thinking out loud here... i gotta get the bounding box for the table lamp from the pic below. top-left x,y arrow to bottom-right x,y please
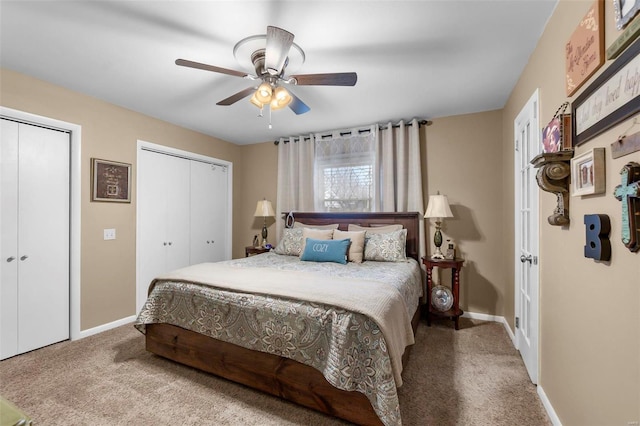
424,193 -> 454,259
254,198 -> 275,247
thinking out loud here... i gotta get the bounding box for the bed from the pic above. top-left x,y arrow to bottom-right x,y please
134,212 -> 423,426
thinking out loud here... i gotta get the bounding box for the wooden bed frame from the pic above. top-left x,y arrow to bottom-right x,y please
145,212 -> 422,426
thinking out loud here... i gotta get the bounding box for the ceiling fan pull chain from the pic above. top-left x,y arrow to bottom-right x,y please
269,105 -> 273,129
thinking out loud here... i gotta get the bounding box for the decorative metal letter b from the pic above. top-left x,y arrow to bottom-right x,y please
584,214 -> 611,261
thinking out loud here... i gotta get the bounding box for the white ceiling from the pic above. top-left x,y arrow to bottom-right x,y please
0,0 -> 557,145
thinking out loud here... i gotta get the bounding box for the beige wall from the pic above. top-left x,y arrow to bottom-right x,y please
238,141 -> 278,250
503,0 -> 640,424
422,111 -> 507,316
0,68 -> 245,330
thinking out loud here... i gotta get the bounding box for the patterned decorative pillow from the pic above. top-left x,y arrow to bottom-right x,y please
333,229 -> 366,263
364,228 -> 408,262
300,238 -> 350,264
274,228 -> 304,256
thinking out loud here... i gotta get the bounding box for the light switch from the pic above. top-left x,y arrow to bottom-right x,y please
104,228 -> 116,240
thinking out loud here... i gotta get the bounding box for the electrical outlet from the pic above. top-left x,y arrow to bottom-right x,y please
103,228 -> 116,240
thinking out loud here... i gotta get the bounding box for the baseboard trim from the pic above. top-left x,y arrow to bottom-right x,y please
537,385 -> 562,426
76,315 -> 137,340
462,311 -> 515,345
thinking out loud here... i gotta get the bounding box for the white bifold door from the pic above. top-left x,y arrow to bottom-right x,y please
137,147 -> 230,313
1,119 -> 70,360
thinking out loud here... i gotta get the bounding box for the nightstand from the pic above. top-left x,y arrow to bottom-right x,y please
245,246 -> 270,257
422,257 -> 465,330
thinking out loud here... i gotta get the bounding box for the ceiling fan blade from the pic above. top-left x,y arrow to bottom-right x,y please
176,58 -> 248,78
216,87 -> 256,106
265,26 -> 294,76
288,91 -> 310,115
291,72 -> 357,86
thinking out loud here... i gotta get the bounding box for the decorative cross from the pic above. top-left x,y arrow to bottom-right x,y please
613,162 -> 640,252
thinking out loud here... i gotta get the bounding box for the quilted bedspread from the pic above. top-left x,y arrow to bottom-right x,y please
134,252 -> 422,426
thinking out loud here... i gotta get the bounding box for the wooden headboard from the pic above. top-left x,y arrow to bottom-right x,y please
283,212 -> 421,261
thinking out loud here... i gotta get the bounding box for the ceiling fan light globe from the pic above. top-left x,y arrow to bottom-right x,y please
256,82 -> 272,103
271,87 -> 292,110
273,86 -> 291,101
250,93 -> 264,108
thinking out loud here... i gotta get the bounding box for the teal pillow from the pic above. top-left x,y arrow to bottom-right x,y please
300,238 -> 350,264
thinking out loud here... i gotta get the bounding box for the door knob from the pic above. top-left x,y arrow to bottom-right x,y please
20,255 -> 29,261
520,254 -> 532,263
6,256 -> 15,262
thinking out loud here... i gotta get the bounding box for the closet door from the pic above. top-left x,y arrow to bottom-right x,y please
17,123 -> 70,354
165,155 -> 190,271
1,119 -> 20,359
137,149 -> 190,311
0,119 -> 69,358
190,161 -> 228,264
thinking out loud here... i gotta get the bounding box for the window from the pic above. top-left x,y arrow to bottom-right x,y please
314,133 -> 376,212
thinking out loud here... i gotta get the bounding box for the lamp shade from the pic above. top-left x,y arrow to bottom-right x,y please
254,199 -> 275,217
424,194 -> 453,219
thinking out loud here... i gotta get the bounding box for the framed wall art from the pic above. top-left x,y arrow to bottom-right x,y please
572,36 -> 640,146
571,148 -> 606,196
614,0 -> 640,30
91,158 -> 131,203
565,0 -> 605,96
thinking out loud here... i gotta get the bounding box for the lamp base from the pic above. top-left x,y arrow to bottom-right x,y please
261,222 -> 268,247
431,247 -> 446,259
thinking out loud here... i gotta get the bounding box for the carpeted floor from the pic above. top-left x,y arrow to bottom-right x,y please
0,318 -> 550,425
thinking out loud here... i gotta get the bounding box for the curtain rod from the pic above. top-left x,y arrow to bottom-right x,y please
273,119 -> 432,145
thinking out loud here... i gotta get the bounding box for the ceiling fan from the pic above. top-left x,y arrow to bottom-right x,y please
176,26 -> 357,115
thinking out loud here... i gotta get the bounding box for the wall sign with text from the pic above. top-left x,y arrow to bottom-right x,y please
565,0 -> 604,97
572,37 -> 640,146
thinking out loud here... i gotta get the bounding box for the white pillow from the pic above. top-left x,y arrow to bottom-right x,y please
293,222 -> 340,229
347,224 -> 403,234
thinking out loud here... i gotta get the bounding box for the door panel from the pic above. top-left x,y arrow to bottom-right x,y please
514,91 -> 540,384
137,149 -> 168,312
165,156 -> 190,272
190,161 -> 227,264
0,119 -> 20,359
17,123 -> 70,354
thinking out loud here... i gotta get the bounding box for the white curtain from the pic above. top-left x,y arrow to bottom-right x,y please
375,118 -> 426,261
276,135 -> 315,241
276,119 -> 426,261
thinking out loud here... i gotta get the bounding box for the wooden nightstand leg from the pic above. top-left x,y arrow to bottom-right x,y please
454,317 -> 459,330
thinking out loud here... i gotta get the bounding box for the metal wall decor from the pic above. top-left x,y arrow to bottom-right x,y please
613,162 -> 640,252
584,214 -> 611,261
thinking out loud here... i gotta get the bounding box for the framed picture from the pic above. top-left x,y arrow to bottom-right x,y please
91,158 -> 131,202
614,0 -> 640,30
572,36 -> 640,146
571,148 -> 606,196
565,0 -> 605,96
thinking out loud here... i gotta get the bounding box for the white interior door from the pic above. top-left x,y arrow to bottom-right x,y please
1,119 -> 69,358
17,123 -> 70,354
190,161 -> 228,264
1,119 -> 20,359
164,155 -> 191,272
136,141 -> 232,313
137,150 -> 190,312
514,90 -> 540,384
